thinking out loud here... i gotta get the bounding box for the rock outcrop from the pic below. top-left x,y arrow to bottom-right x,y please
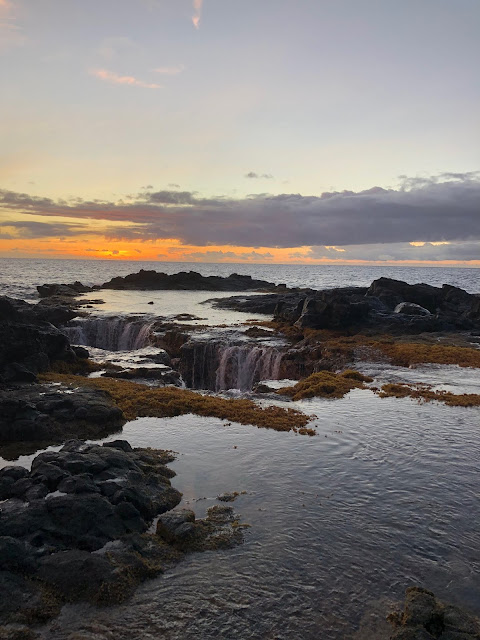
0,440 -> 244,633
37,281 -> 95,298
274,278 -> 480,334
101,269 -> 284,291
0,297 -> 77,383
0,384 -> 125,456
389,587 -> 480,639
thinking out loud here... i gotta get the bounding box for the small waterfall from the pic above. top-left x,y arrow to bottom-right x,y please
62,318 -> 154,351
180,339 -> 284,391
180,341 -> 220,390
215,345 -> 283,391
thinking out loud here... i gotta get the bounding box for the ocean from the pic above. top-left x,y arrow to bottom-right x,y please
0,257 -> 479,301
1,257 -> 480,639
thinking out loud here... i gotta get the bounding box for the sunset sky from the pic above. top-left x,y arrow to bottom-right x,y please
1,0 -> 479,265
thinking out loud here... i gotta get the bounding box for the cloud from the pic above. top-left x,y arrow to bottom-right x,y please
307,241 -> 480,263
1,173 -> 480,261
179,250 -> 274,262
91,69 -> 162,89
0,0 -> 24,49
153,64 -> 185,75
245,172 -> 274,179
192,0 -> 203,29
0,220 -> 86,239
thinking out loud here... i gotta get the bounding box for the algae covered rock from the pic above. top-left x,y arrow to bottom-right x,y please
389,587 -> 480,639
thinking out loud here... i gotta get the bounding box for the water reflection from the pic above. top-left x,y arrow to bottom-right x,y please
37,390 -> 480,639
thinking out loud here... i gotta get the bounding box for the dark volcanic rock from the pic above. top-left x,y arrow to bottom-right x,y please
0,385 -> 124,454
389,587 -> 480,639
271,278 -> 480,334
0,441 -> 244,628
37,282 -> 95,298
217,278 -> 480,335
0,296 -> 79,383
101,269 -> 282,292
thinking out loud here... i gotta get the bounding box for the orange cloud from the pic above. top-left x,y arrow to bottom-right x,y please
1,236 -> 480,268
192,0 -> 203,29
91,69 -> 162,89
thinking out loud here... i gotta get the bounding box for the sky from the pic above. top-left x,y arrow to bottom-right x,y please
0,0 -> 479,265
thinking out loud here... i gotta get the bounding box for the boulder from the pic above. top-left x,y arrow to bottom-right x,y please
0,385 -> 125,451
394,302 -> 431,316
389,587 -> 480,639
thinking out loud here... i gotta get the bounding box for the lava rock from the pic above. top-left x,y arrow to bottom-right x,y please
389,587 -> 480,639
101,269 -> 282,292
0,385 -> 125,452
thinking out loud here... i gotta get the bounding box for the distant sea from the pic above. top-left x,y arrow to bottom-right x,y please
0,257 -> 478,301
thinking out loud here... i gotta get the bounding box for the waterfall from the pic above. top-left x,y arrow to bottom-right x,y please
215,345 -> 283,391
180,339 -> 283,391
62,318 -> 154,351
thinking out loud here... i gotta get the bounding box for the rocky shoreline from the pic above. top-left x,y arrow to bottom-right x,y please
1,270 -> 480,636
0,440 -> 245,637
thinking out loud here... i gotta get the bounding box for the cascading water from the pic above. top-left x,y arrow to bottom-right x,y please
180,339 -> 284,391
62,317 -> 154,351
215,345 -> 283,391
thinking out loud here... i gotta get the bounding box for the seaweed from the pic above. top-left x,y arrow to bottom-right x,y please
39,373 -> 314,435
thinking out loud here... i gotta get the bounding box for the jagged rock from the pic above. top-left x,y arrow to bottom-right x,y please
0,296 -> 80,383
0,441 -> 244,628
101,269 -> 282,292
37,282 -> 94,298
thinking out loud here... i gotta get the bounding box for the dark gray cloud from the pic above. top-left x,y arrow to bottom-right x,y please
1,173 -> 479,255
245,172 -> 274,179
307,241 -> 480,262
0,219 -> 87,238
181,250 -> 274,261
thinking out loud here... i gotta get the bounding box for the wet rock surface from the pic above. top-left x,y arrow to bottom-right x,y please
0,385 -> 124,457
216,277 -> 480,334
388,587 -> 480,639
0,297 -> 78,384
37,282 -> 96,299
0,440 -> 245,634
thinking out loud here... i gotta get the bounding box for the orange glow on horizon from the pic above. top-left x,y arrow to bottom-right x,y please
0,236 -> 479,267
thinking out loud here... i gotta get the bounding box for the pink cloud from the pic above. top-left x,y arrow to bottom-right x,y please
91,69 -> 162,89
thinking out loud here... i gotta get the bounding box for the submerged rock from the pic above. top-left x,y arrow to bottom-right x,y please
389,587 -> 480,639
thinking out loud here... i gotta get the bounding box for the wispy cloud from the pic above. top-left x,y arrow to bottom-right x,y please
91,68 -> 162,89
0,0 -> 25,49
245,171 -> 274,179
153,64 -> 185,75
192,0 -> 203,29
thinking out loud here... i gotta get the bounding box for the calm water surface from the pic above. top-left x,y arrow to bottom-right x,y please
29,390 -> 480,640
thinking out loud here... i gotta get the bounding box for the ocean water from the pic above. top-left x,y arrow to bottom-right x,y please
2,257 -> 480,638
33,391 -> 480,639
0,257 -> 479,301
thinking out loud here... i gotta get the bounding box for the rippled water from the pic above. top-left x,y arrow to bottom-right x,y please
2,258 -> 480,638
1,257 -> 479,300
27,389 -> 480,640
